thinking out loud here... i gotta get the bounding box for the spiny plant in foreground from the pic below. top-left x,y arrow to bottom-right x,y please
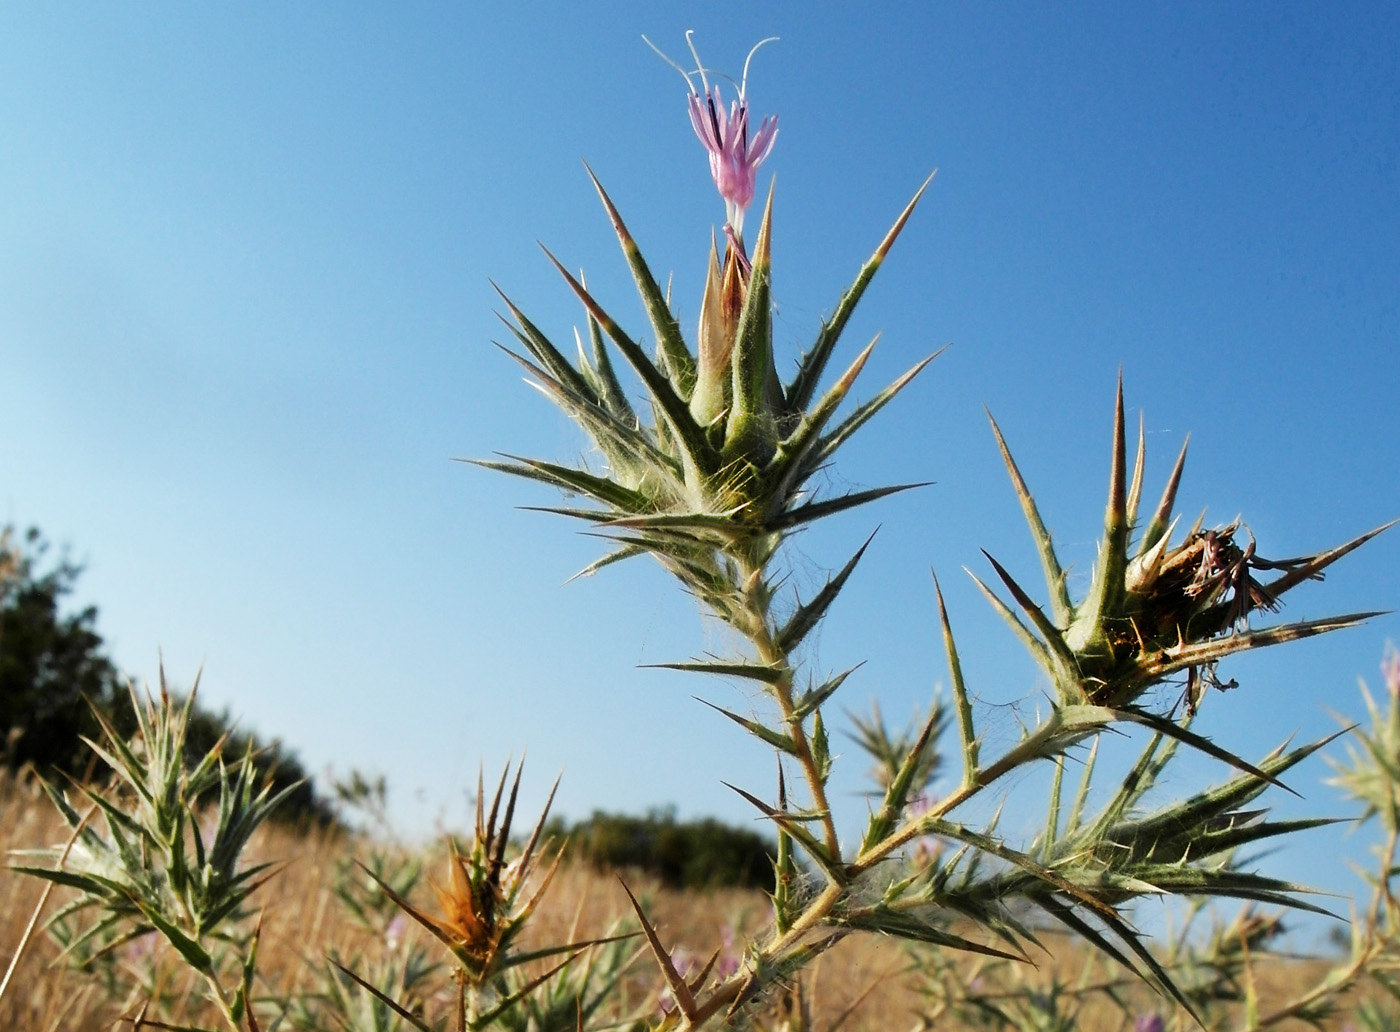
338,762 -> 643,1031
896,644 -> 1400,1032
482,32 -> 1391,1029
10,675 -> 297,1031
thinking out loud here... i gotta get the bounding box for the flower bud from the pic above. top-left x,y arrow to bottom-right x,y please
690,232 -> 743,429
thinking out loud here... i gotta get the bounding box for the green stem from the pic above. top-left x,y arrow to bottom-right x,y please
734,555 -> 842,864
200,970 -> 244,1032
686,635 -> 1068,1029
688,883 -> 848,1028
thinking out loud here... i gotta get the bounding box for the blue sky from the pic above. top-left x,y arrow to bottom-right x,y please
2,4 -> 1398,923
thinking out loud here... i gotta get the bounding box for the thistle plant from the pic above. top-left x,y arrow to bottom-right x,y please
906,644 -> 1400,1032
481,32 -> 1390,1029
284,942 -> 441,1032
11,675 -> 297,1031
340,763 -> 638,1031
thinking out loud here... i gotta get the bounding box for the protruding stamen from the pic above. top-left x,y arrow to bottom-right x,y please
739,36 -> 779,101
642,34 -> 698,94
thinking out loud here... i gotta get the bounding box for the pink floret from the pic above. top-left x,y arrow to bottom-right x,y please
688,86 -> 778,230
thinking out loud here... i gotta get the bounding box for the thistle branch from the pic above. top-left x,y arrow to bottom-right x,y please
732,552 -> 843,864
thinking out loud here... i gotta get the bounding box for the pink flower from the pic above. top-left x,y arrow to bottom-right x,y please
648,32 -> 779,240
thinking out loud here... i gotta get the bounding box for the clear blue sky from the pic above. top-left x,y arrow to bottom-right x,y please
2,4 -> 1397,924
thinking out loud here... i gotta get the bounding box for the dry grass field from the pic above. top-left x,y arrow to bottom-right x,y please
0,768 -> 1365,1032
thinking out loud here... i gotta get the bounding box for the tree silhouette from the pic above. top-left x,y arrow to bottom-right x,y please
0,523 -> 333,823
0,525 -> 122,773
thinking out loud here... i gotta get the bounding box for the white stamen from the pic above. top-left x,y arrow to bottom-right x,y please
643,34 -> 697,94
684,30 -> 713,99
739,36 -> 779,101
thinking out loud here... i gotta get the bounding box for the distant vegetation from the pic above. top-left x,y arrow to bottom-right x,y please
0,522 -> 333,825
548,806 -> 777,891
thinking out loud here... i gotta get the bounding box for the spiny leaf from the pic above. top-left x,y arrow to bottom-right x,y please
965,569 -> 1061,688
330,960 -> 434,1032
768,483 -> 928,532
1044,755 -> 1066,855
517,773 -> 560,877
1138,435 -> 1189,560
793,664 -> 863,720
981,551 -> 1082,694
584,164 -> 697,398
922,819 -> 1120,922
1140,612 -> 1383,682
1070,377 -> 1129,649
357,861 -> 472,966
492,288 -> 598,406
803,353 -> 940,477
837,905 -> 1023,960
9,865 -> 129,898
775,533 -> 876,654
861,702 -> 946,853
1038,897 -> 1160,1005
519,504 -> 613,524
540,246 -> 716,480
699,699 -> 800,757
1091,903 -> 1202,1023
1110,707 -> 1298,795
934,573 -> 980,786
769,335 -> 878,498
1150,731 -> 1340,827
987,411 -> 1072,628
501,934 -> 639,979
1119,867 -> 1338,918
583,301 -> 635,422
1065,736 -> 1099,835
470,456 -> 650,513
784,171 -> 935,417
617,879 -> 697,1022
772,763 -> 796,933
601,510 -> 749,537
1071,722 -> 1171,845
724,782 -> 843,882
1126,413 -> 1146,529
1247,520 -> 1396,611
726,185 -> 777,455
499,343 -> 671,473
813,710 -> 833,781
646,659 -> 784,683
139,903 -> 214,974
1184,816 -> 1345,860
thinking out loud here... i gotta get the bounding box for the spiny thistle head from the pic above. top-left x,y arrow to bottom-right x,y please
479,84 -> 936,605
976,378 -> 1389,713
14,672 -> 295,977
363,762 -> 564,985
1328,643 -> 1400,831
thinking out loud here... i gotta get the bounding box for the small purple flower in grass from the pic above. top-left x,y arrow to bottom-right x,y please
646,31 -> 779,246
1134,1014 -> 1166,1032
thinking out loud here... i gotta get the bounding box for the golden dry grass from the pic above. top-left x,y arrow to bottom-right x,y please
0,771 -> 1365,1031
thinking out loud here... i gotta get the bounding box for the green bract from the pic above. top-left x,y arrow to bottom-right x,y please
479,170 -> 938,609
978,382 -> 1389,715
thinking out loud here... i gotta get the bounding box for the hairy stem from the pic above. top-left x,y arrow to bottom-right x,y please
686,670 -> 1065,1028
734,554 -> 842,863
